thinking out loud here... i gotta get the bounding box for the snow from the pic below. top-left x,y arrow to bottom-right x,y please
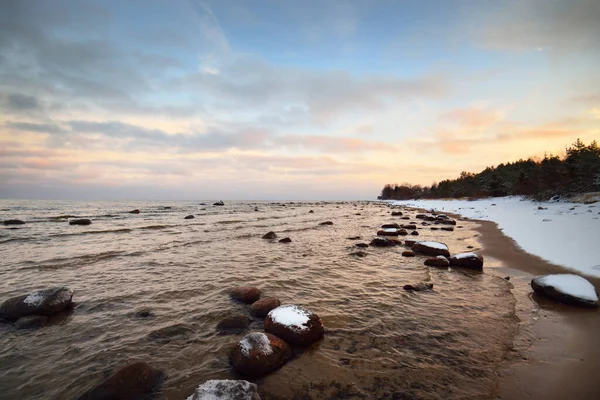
382,228 -> 397,233
268,304 -> 310,330
436,256 -> 448,260
392,197 -> 600,277
416,241 -> 448,251
537,274 -> 598,302
186,379 -> 258,400
453,252 -> 479,260
239,332 -> 273,357
23,292 -> 44,306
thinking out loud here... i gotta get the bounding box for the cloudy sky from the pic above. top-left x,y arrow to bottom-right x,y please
1,0 -> 599,200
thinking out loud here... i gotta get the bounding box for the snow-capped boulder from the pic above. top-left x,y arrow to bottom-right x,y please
186,380 -> 261,400
411,241 -> 450,257
230,286 -> 261,304
449,252 -> 484,270
424,256 -> 450,267
251,297 -> 281,317
76,362 -> 164,400
0,287 -> 73,320
229,332 -> 291,377
377,228 -> 399,236
531,274 -> 598,308
265,305 -> 324,345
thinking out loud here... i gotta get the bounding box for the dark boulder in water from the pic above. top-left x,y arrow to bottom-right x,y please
412,241 -> 450,257
369,237 -> 398,247
3,219 -> 25,225
187,380 -> 261,400
217,315 -> 250,333
278,237 -> 292,243
0,287 -> 73,320
15,315 -> 48,330
350,250 -> 368,258
132,308 -> 155,319
229,332 -> 291,377
401,224 -> 417,230
251,297 -> 281,318
309,210 -> 314,213
403,283 -> 433,292
355,242 -> 369,248
76,362 -> 164,400
213,200 -> 225,206
69,219 -> 91,225
128,209 -> 140,214
410,231 -> 419,236
148,324 -> 194,341
262,231 -> 277,239
401,250 -> 415,257
230,286 -> 261,304
265,305 -> 324,346
424,256 -> 450,267
184,215 -> 195,219
319,221 -> 334,225
449,252 -> 484,270
404,239 -> 417,247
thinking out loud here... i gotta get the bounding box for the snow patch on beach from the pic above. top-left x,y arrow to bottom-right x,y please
268,305 -> 310,330
239,332 -> 273,357
537,274 -> 598,302
392,197 -> 600,277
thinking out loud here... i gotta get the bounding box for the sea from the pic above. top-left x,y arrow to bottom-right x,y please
0,200 -> 517,399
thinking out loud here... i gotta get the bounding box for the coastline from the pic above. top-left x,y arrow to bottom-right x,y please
472,219 -> 600,399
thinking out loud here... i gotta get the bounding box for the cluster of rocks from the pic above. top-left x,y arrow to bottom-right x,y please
0,286 -> 74,330
261,231 -> 292,243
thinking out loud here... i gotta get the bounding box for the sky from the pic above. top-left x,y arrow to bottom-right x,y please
0,0 -> 599,200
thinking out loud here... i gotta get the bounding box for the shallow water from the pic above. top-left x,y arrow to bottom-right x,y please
0,200 -> 517,399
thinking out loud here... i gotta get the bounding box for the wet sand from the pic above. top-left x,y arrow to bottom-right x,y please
472,219 -> 600,399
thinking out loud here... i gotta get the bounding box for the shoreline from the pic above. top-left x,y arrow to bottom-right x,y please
472,219 -> 600,400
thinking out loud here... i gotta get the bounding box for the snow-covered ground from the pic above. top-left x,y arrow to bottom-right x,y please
391,197 -> 600,278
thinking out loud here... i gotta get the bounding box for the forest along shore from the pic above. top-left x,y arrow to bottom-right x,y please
0,200 -> 598,399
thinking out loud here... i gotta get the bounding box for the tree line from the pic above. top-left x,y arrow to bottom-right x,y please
379,139 -> 600,201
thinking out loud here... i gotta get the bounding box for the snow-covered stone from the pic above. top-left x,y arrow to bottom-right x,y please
531,274 -> 598,308
229,332 -> 291,377
265,305 -> 324,345
186,380 -> 261,400
0,287 -> 73,320
449,252 -> 484,270
411,241 -> 450,257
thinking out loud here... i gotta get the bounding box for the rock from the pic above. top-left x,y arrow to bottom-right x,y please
278,237 -> 292,243
466,245 -> 474,249
531,274 -> 598,308
0,287 -> 73,320
449,252 -> 484,270
504,276 -> 511,281
401,224 -> 417,230
431,227 -> 439,231
410,231 -> 419,236
254,207 -> 259,212
397,229 -> 408,236
441,227 -> 454,232
347,236 -> 361,240
214,201 -> 225,206
308,210 -> 314,213
355,243 -> 369,248
251,298 -> 281,318
369,237 -> 398,247
265,304 -> 324,345
391,211 -> 403,216
217,315 -> 250,333
537,206 -> 547,210
401,250 -> 415,257
69,219 -> 91,225
184,215 -> 195,219
381,223 -> 401,229
404,239 -> 417,247
411,241 -> 450,257
262,231 -> 277,239
230,286 -> 261,304
415,214 -> 427,219
377,229 -> 399,236
129,209 -> 140,214
186,380 -> 261,400
440,219 -> 457,226
319,221 -> 334,225
229,332 -> 291,377
76,362 -> 164,400
3,219 -> 25,225
350,251 -> 368,257
132,309 -> 155,318
400,216 -> 410,220
355,212 -> 361,215
403,283 -> 433,291
424,256 -> 450,267
15,315 -> 48,330
148,324 -> 194,340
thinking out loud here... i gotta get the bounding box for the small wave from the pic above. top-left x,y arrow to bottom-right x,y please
216,220 -> 245,225
0,237 -> 32,244
139,224 -> 175,230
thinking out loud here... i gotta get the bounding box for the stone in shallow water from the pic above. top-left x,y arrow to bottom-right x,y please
15,315 -> 48,330
265,304 -> 324,345
76,362 -> 164,400
424,256 -> 450,268
449,252 -> 483,270
251,297 -> 281,318
262,231 -> 277,239
229,332 -> 291,377
0,287 -> 73,320
69,218 -> 91,225
403,283 -> 434,292
148,324 -> 194,341
184,215 -> 195,219
186,380 -> 261,400
401,251 -> 415,257
3,219 -> 25,225
278,237 -> 292,243
369,237 -> 398,247
531,274 -> 598,308
217,315 -> 250,333
411,241 -> 450,257
230,286 -> 261,304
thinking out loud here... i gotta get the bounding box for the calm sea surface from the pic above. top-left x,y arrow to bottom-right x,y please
0,200 -> 517,399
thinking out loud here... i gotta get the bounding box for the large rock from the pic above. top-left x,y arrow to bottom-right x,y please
449,252 -> 484,270
262,231 -> 277,239
0,287 -> 73,320
128,209 -> 140,214
217,315 -> 250,333
69,218 -> 92,225
403,283 -> 433,292
278,237 -> 292,243
3,219 -> 25,225
411,241 -> 450,257
424,256 -> 450,267
184,215 -> 195,220
381,223 -> 401,229
251,298 -> 281,317
186,380 -> 261,400
377,229 -> 399,236
229,332 -> 291,377
369,237 -> 398,247
214,201 -> 225,206
401,251 -> 415,257
15,315 -> 48,330
230,286 -> 261,303
391,211 -> 403,216
531,274 -> 599,308
265,304 -> 324,345
355,243 -> 369,248
319,221 -> 334,226
76,362 -> 164,400
401,224 -> 417,230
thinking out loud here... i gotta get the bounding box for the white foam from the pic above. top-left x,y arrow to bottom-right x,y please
453,252 -> 479,260
186,379 -> 258,400
268,304 -> 310,331
537,274 -> 598,302
239,332 -> 273,357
